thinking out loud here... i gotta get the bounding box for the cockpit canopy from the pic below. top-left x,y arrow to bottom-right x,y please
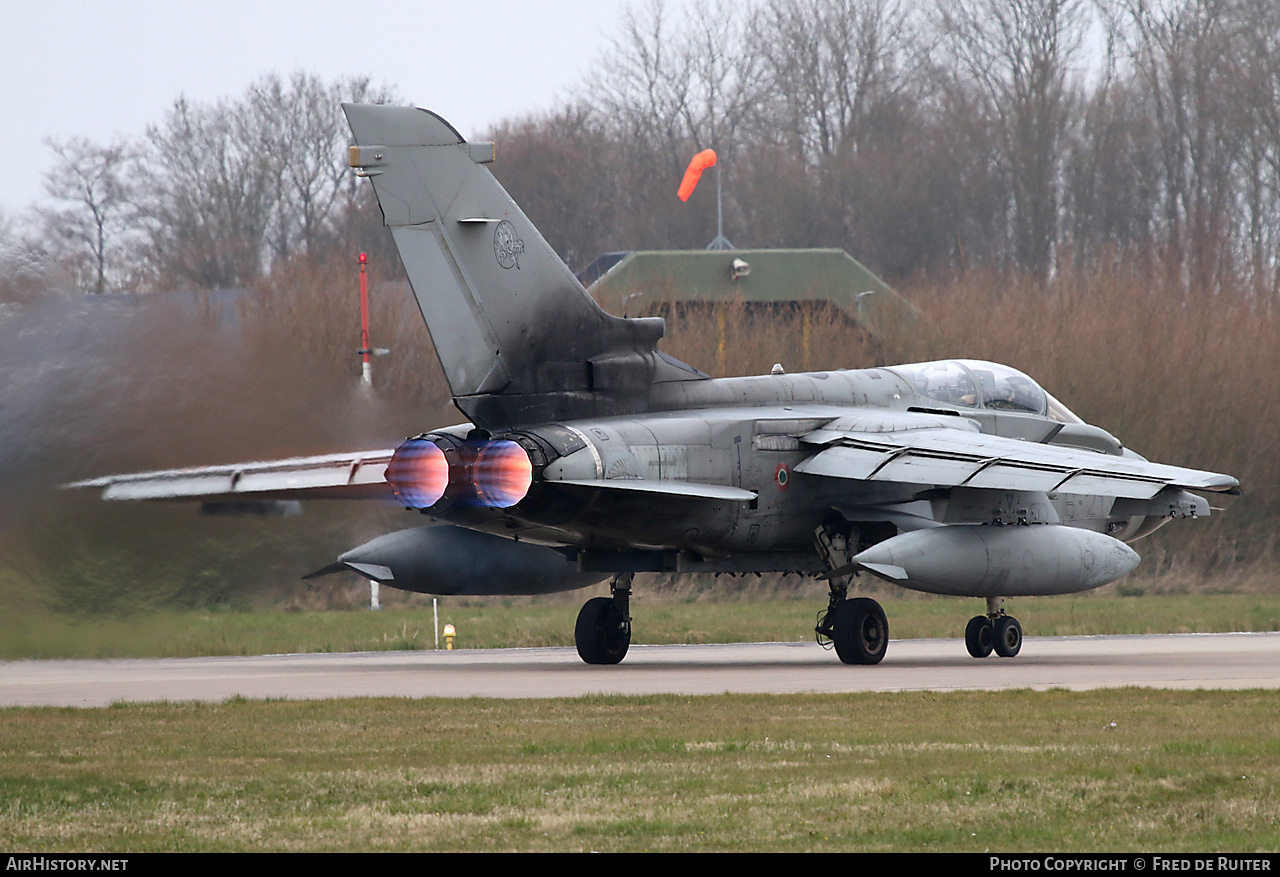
887,359 -> 1081,423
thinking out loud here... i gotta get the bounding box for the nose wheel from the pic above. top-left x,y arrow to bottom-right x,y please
965,615 -> 995,657
993,615 -> 1023,657
966,599 -> 1022,658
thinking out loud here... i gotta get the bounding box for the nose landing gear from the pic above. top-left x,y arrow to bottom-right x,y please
966,597 -> 1022,658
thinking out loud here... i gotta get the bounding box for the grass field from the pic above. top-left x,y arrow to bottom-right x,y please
4,593 -> 1279,852
4,591 -> 1280,660
1,690 -> 1278,852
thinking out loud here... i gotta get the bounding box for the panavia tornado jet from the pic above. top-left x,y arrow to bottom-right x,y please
70,104 -> 1241,665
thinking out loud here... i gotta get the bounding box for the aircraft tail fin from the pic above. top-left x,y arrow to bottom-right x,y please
343,104 -> 701,429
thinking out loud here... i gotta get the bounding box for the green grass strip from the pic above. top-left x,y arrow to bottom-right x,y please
5,593 -> 1280,660
1,690 -> 1277,852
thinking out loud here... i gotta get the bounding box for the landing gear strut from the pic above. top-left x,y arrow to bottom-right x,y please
575,573 -> 632,665
966,597 -> 1022,658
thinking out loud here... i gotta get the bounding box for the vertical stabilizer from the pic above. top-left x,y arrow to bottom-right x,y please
343,104 -> 700,429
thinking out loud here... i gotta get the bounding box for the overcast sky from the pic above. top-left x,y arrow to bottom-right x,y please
0,0 -> 655,216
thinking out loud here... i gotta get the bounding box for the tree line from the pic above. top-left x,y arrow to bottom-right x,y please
4,0 -> 1280,301
3,0 -> 1277,605
499,0 -> 1280,297
5,72 -> 397,298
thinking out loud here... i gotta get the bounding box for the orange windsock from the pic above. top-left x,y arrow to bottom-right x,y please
677,149 -> 718,201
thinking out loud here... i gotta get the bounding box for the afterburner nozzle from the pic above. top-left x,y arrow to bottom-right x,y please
385,434 -> 536,511
473,439 -> 533,508
385,438 -> 449,509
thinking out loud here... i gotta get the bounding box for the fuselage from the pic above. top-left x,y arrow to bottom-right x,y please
409,360 -> 1151,562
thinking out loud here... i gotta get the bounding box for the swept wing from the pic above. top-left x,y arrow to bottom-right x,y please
66,450 -> 396,502
797,416 -> 1239,499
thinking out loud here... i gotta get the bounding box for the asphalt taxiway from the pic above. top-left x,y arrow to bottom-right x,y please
2,632 -> 1278,707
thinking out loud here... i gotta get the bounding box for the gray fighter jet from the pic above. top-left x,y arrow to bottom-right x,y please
71,104 -> 1241,665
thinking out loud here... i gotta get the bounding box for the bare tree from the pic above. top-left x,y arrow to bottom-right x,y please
1062,70 -> 1162,269
588,0 -> 720,168
247,72 -> 396,261
583,0 -> 766,249
1227,0 -> 1280,298
938,0 -> 1090,281
675,0 -> 767,157
752,0 -> 922,160
1109,0 -> 1242,295
39,136 -> 137,295
748,0 -> 940,272
136,73 -> 398,290
136,95 -> 276,289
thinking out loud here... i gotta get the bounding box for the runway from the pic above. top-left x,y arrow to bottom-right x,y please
3,631 -> 1278,707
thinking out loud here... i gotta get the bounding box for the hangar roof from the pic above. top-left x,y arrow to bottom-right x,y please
581,248 -> 912,329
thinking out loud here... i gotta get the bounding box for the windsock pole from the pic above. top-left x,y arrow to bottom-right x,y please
707,160 -> 733,250
717,164 -> 723,241
677,148 -> 732,250
711,162 -> 729,250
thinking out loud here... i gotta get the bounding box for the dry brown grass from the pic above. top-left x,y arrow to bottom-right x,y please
886,264 -> 1277,578
252,252 -> 1277,582
245,251 -> 452,414
11,250 -> 1273,616
608,259 -> 1278,582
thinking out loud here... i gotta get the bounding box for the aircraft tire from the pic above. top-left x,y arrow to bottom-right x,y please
575,596 -> 631,665
993,615 -> 1022,658
833,597 -> 888,665
965,615 -> 994,658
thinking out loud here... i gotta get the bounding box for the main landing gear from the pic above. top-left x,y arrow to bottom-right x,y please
813,523 -> 888,664
816,581 -> 889,665
575,572 -> 633,665
965,597 -> 1022,658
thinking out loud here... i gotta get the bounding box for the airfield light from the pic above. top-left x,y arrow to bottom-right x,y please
472,440 -> 533,508
385,438 -> 449,509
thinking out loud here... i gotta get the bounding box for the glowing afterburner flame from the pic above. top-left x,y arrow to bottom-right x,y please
473,440 -> 533,508
385,438 -> 449,509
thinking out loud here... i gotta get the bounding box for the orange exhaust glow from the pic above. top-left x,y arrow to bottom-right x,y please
472,440 -> 533,508
385,438 -> 449,509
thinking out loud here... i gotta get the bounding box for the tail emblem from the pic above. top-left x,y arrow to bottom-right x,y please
493,220 -> 525,269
